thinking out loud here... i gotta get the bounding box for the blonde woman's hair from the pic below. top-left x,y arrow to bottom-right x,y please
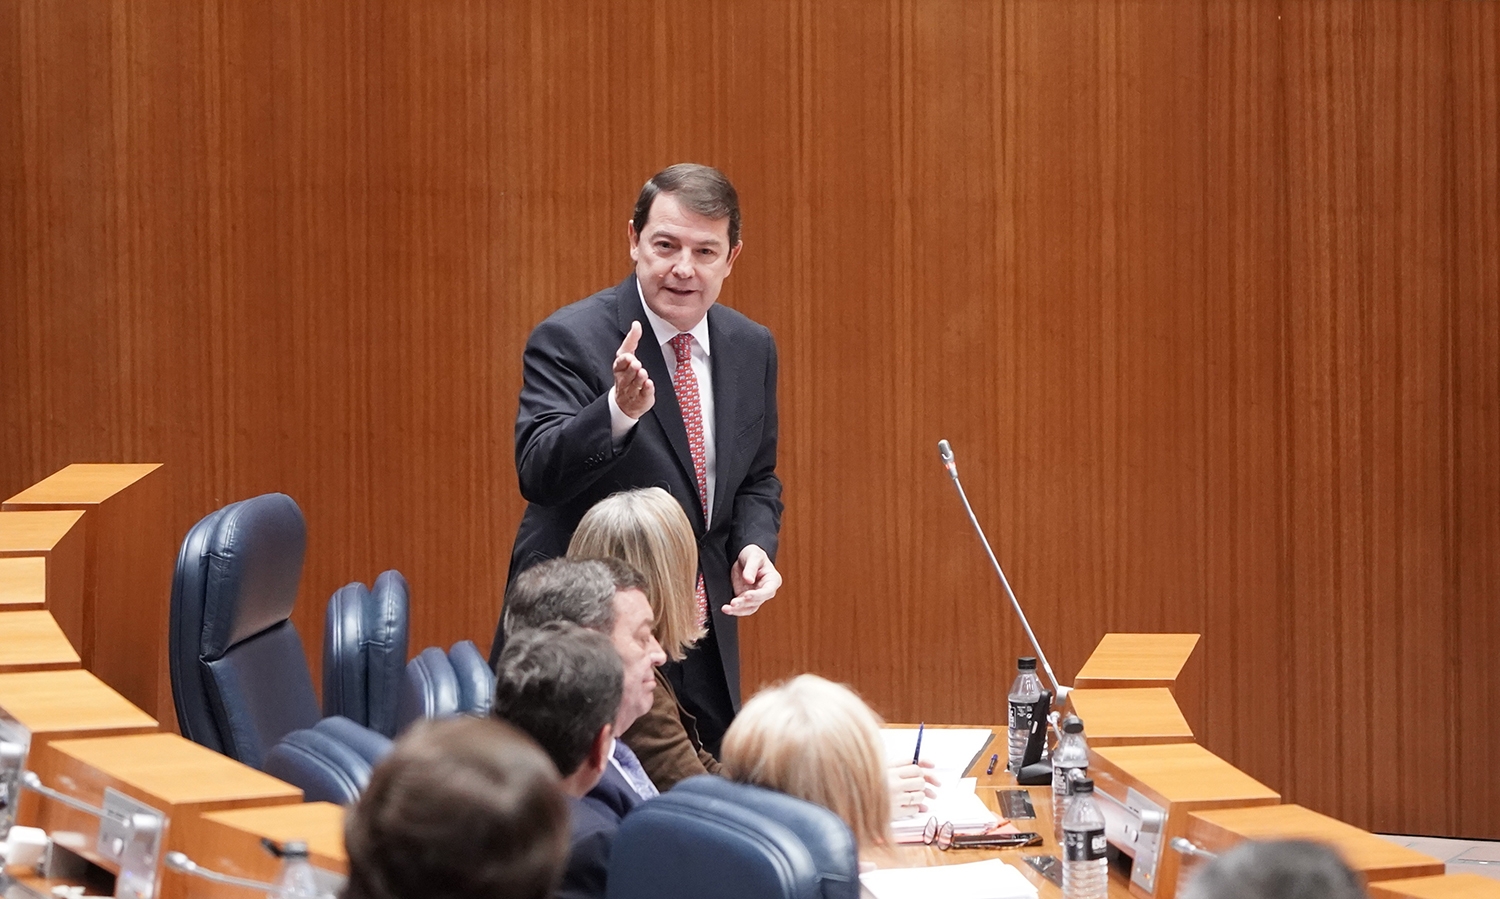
720,674 -> 892,851
567,487 -> 704,661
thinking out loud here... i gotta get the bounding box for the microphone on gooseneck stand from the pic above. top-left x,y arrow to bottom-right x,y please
937,439 -> 1069,785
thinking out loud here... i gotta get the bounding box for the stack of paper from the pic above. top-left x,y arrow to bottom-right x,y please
861,859 -> 1039,899
882,727 -> 1002,842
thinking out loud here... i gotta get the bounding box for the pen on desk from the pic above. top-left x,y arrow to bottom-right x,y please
986,753 -> 999,775
912,722 -> 925,764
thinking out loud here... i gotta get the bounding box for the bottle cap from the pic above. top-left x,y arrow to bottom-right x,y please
1062,715 -> 1084,734
281,841 -> 310,859
1073,778 -> 1094,794
1017,656 -> 1037,670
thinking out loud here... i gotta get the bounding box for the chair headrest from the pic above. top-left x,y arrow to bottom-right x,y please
607,777 -> 859,899
201,493 -> 307,660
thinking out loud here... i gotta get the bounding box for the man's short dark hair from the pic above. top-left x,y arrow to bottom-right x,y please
632,163 -> 742,248
342,716 -> 568,899
1179,839 -> 1366,899
503,557 -> 617,634
492,621 -> 624,777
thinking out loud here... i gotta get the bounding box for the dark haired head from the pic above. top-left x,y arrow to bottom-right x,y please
492,621 -> 623,777
342,717 -> 567,899
632,164 -> 741,247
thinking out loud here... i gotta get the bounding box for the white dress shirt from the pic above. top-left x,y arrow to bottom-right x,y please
608,286 -> 717,515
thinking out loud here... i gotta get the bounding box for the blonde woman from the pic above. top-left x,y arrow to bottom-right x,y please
720,674 -> 892,854
568,487 -> 719,789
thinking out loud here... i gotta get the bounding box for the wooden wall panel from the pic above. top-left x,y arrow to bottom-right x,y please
2,0 -> 1496,837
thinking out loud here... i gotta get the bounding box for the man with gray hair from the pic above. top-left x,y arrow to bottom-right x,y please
1179,839 -> 1367,899
493,622 -> 625,899
502,557 -> 666,802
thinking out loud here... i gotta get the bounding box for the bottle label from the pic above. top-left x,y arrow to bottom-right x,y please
1064,827 -> 1107,862
1008,699 -> 1034,731
1052,765 -> 1087,793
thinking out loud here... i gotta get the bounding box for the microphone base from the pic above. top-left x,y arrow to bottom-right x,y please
1017,760 -> 1053,786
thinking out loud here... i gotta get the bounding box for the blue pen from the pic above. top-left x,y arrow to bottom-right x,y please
912,722 -> 925,764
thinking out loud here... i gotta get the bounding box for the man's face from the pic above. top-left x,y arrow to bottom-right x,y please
629,192 -> 742,333
609,587 -> 666,732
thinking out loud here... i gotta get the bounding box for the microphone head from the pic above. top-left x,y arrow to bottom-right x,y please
937,439 -> 954,463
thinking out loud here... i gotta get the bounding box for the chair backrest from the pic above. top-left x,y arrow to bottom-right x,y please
606,777 -> 860,899
394,641 -> 495,733
323,571 -> 411,736
168,494 -> 322,768
263,726 -> 375,806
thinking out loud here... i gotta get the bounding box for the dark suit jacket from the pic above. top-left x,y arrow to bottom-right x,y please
498,274 -> 783,708
557,766 -> 641,899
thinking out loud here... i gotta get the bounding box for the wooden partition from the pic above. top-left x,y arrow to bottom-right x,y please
5,464 -> 173,721
1,0 -> 1496,837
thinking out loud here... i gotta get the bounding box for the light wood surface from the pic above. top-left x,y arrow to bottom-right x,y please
5,464 -> 165,505
1091,742 -> 1281,899
1074,634 -> 1201,685
0,610 -> 82,672
2,0 -> 1497,839
173,801 -> 347,899
1067,688 -> 1194,747
0,511 -> 86,654
29,734 -> 301,899
0,557 -> 47,610
0,669 -> 158,743
36,733 -> 303,811
3,464 -> 173,724
1370,874 -> 1500,899
1186,804 -> 1445,883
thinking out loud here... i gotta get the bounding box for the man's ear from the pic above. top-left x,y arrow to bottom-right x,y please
725,239 -> 743,272
587,723 -> 614,776
628,221 -> 641,259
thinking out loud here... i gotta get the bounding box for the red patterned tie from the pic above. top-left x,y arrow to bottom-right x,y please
669,333 -> 711,626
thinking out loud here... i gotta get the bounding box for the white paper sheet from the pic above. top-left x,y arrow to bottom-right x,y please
880,727 -> 996,773
860,859 -> 1039,899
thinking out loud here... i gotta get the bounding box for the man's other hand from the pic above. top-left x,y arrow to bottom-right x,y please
725,544 -> 781,616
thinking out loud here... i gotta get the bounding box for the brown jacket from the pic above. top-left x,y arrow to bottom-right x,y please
622,668 -> 722,790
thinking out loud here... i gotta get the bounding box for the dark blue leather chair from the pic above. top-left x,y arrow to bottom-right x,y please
169,493 -> 391,796
606,776 -> 861,899
323,571 -> 410,737
394,640 -> 494,732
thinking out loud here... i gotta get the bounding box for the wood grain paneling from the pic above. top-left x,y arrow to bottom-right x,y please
2,0 -> 1496,837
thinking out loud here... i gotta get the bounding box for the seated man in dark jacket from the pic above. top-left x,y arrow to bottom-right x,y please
493,619 -> 631,899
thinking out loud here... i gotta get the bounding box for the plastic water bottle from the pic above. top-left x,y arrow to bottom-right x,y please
1051,714 -> 1090,839
1006,656 -> 1044,774
270,842 -> 320,899
1061,778 -> 1108,899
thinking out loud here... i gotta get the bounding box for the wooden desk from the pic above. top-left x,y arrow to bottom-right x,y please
0,557 -> 47,610
28,733 -> 303,899
0,510 -> 86,649
5,464 -> 172,723
1068,688 -> 1194,747
0,610 -> 82,672
0,668 -> 158,746
1185,804 -> 1444,884
1370,874 -> 1500,899
172,802 -> 347,899
868,726 -> 1137,898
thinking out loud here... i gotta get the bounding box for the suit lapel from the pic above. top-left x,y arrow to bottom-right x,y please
615,277 -> 704,530
707,306 -> 744,531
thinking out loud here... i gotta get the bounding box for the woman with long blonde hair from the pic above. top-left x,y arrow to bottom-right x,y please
568,487 -> 718,789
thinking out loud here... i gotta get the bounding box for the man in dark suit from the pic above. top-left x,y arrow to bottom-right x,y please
497,163 -> 783,754
493,620 -> 633,899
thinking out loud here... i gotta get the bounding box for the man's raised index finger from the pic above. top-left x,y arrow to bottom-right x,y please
617,320 -> 643,357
